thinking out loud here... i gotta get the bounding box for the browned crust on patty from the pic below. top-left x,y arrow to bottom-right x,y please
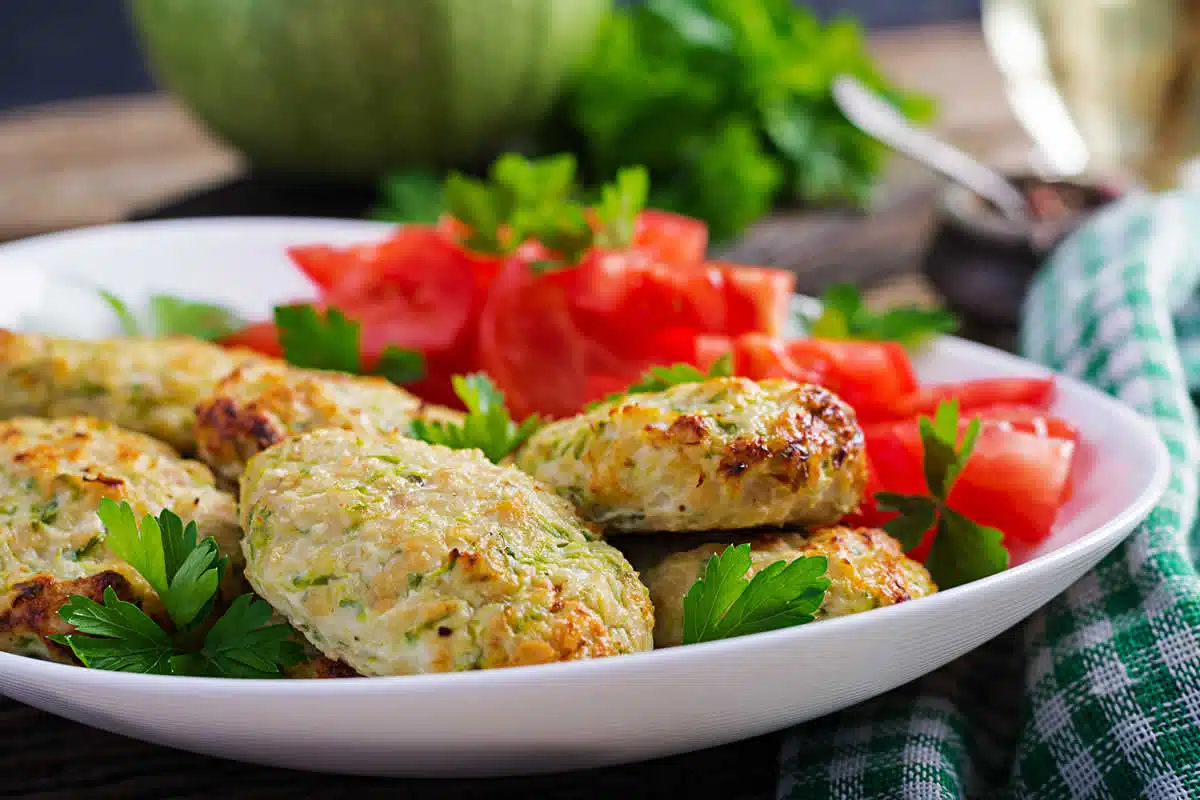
0,571 -> 142,663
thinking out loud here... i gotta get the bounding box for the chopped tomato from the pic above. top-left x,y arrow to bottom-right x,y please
697,335 -> 918,414
633,210 -> 708,265
253,228 -> 484,408
479,255 -> 593,420
641,327 -> 712,366
730,333 -> 826,383
566,250 -> 728,351
322,228 -> 477,358
972,405 -> 1079,442
221,320 -> 283,357
785,339 -> 918,417
876,377 -> 1055,421
694,333 -> 827,384
288,244 -> 357,292
288,227 -> 489,299
715,263 -> 796,336
863,415 -> 1076,545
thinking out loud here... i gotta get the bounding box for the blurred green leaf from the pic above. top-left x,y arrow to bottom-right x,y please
370,172 -> 445,224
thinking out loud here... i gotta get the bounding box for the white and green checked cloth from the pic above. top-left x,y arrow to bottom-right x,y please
777,191 -> 1200,799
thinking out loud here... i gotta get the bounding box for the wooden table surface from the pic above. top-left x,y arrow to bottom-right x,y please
0,23 -> 1031,308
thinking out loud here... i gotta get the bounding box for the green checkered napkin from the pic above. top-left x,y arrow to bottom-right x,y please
777,191 -> 1200,799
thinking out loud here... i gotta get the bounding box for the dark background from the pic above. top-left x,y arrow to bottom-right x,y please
2,0 -> 981,112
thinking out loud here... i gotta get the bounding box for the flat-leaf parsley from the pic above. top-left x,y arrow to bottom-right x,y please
593,353 -> 733,408
681,543 -> 830,644
875,400 -> 1009,589
51,501 -> 304,677
273,305 -> 426,386
409,373 -> 541,463
809,284 -> 957,349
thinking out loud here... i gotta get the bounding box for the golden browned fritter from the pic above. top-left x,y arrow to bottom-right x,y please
516,377 -> 868,532
0,570 -> 140,662
0,416 -> 244,663
195,359 -> 463,483
284,653 -> 361,679
0,330 -> 261,453
643,527 -> 937,647
241,428 -> 654,676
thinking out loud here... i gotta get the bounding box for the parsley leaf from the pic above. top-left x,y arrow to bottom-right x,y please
491,152 -> 577,216
100,291 -> 141,336
511,203 -> 594,267
682,543 -> 753,645
380,153 -> 650,269
592,165 -> 650,249
809,284 -> 957,348
681,544 -> 831,644
50,587 -> 175,674
97,498 -> 225,630
375,346 -> 427,385
441,154 -> 581,256
274,305 -> 361,373
273,305 -> 425,386
593,353 -> 733,408
926,507 -> 1009,589
99,292 -> 244,340
190,594 -> 305,679
444,173 -> 509,254
53,501 -> 302,678
370,172 -> 445,224
875,492 -> 937,552
409,373 -> 541,463
874,400 -> 1009,589
148,296 -> 243,341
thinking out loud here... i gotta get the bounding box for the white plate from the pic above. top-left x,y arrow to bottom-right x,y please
0,219 -> 1170,777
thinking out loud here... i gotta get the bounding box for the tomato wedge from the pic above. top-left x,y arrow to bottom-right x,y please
729,334 -> 825,383
633,210 -> 708,265
479,255 -> 595,420
288,244 -> 357,292
319,228 -> 476,358
715,263 -> 796,336
971,405 -> 1079,442
221,320 -> 283,357
862,414 -> 1076,546
785,339 -> 918,417
874,377 -> 1056,421
566,250 -> 728,353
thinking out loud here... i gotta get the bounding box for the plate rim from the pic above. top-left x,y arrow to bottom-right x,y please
0,217 -> 1172,694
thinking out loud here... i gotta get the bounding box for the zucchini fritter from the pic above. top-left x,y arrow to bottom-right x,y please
515,377 -> 867,532
195,360 -> 462,483
643,527 -> 937,647
0,330 -> 258,453
240,428 -> 654,676
0,416 -> 242,663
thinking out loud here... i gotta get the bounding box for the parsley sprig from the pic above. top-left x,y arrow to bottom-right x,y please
592,353 -> 733,408
381,153 -> 650,269
681,544 -> 830,644
273,305 -> 425,385
409,373 -> 541,463
51,499 -> 304,677
809,284 -> 957,349
100,292 -> 244,341
875,400 -> 1009,589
